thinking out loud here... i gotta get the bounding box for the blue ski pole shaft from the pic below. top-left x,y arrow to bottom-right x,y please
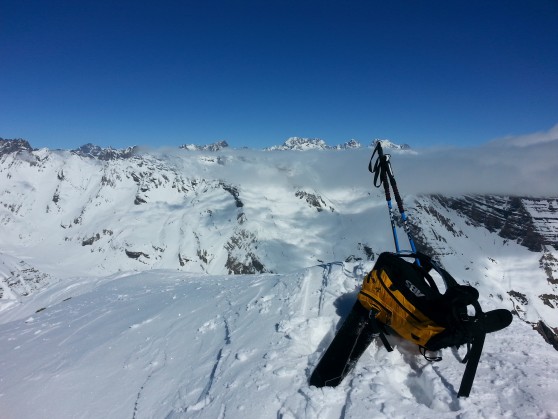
378,158 -> 401,253
389,175 -> 417,252
369,141 -> 419,262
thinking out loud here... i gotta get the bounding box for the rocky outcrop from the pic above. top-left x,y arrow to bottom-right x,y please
224,230 -> 266,274
179,140 -> 229,152
295,190 -> 334,212
535,321 -> 558,351
0,256 -> 52,300
220,182 -> 243,208
71,143 -> 137,160
0,138 -> 34,156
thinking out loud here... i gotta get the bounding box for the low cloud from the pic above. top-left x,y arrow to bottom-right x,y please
488,123 -> 558,147
391,140 -> 558,197
146,127 -> 558,198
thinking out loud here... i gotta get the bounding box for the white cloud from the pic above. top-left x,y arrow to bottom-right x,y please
148,132 -> 558,198
391,141 -> 558,197
488,123 -> 558,147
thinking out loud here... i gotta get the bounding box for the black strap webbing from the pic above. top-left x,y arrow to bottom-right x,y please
368,310 -> 393,352
458,333 -> 486,397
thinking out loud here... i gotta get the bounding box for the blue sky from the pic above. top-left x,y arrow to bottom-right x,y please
1,0 -> 557,150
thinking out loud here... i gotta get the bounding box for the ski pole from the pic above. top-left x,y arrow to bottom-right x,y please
369,142 -> 419,259
384,157 -> 418,254
369,143 -> 400,253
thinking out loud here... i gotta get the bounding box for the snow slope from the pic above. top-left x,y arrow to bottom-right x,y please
0,262 -> 556,418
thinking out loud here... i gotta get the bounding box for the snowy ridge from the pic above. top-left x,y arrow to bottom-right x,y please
0,262 -> 556,418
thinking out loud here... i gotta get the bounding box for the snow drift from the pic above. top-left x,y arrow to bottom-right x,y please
1,262 -> 557,418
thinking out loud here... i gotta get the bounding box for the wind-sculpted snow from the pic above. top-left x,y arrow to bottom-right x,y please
0,263 -> 556,418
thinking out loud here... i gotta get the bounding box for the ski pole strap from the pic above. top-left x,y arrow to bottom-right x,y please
386,170 -> 405,215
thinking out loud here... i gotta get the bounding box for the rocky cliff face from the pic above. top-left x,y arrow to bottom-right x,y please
430,195 -> 558,252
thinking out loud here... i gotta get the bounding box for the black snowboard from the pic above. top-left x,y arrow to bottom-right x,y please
308,304 -> 512,389
309,302 -> 378,387
477,309 -> 513,334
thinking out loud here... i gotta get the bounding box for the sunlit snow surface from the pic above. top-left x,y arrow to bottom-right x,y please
0,263 -> 557,418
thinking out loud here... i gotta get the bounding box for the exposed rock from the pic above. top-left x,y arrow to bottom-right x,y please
508,290 -> 528,305
179,140 -> 229,152
295,190 -> 333,212
358,243 -> 375,261
178,254 -> 190,267
539,293 -> 558,308
433,195 -> 550,252
0,258 -> 52,299
72,143 -> 137,160
134,196 -> 147,205
534,321 -> 558,351
82,233 -> 101,246
334,139 -> 362,150
267,137 -> 329,151
220,182 -> 243,208
540,252 -> 558,284
224,230 -> 266,274
0,138 -> 34,156
125,250 -> 149,259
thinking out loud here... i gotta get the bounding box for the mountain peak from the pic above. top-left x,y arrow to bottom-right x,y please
71,143 -> 137,160
266,137 -> 363,151
373,139 -> 411,151
264,137 -> 327,151
0,138 -> 34,156
265,137 -> 370,151
334,139 -> 362,150
179,140 -> 229,152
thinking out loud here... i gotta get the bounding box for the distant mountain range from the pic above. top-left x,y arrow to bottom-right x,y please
0,137 -> 410,157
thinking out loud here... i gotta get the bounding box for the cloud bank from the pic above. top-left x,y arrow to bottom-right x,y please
143,125 -> 558,198
488,123 -> 558,147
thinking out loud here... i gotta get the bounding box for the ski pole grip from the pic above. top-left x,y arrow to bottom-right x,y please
389,177 -> 405,214
382,172 -> 391,201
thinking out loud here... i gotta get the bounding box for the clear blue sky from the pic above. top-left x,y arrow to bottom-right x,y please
1,0 -> 557,150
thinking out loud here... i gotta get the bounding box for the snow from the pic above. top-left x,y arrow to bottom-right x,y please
1,141 -> 558,417
0,263 -> 557,418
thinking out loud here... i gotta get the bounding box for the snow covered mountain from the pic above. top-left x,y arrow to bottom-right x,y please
1,137 -> 557,418
265,137 -> 366,151
179,140 -> 230,152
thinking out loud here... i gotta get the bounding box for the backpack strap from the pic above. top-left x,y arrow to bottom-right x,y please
458,333 -> 485,397
368,309 -> 393,352
457,300 -> 486,398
